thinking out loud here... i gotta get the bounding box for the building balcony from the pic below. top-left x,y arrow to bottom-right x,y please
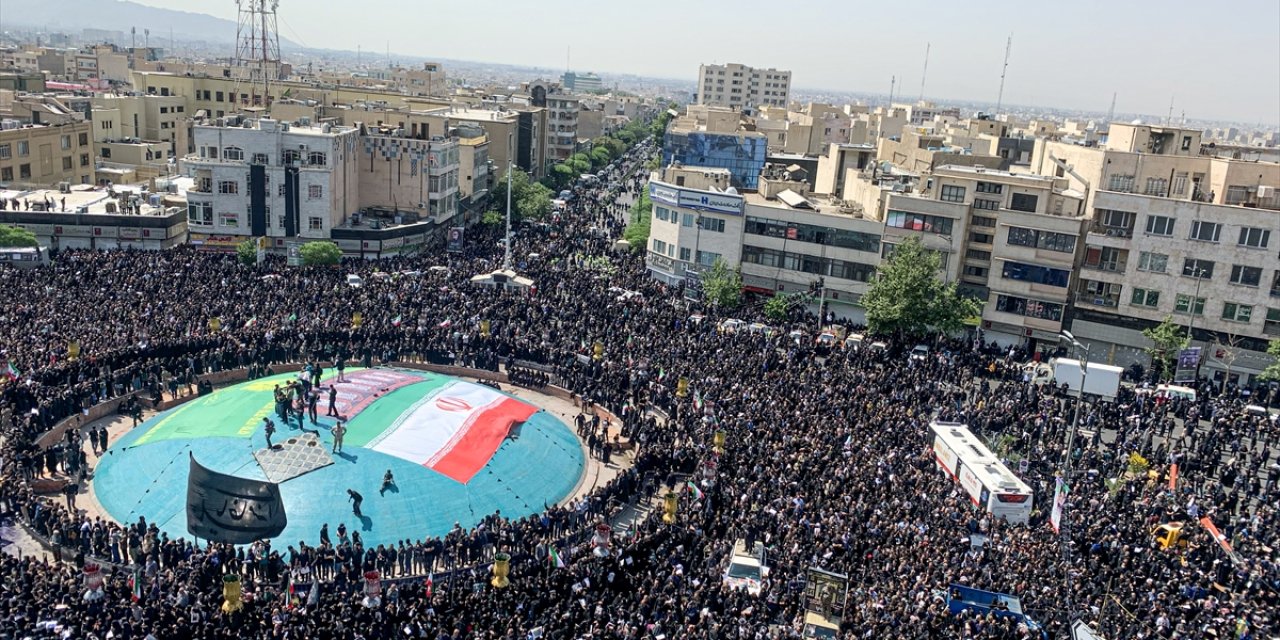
1075,292 -> 1121,308
1089,224 -> 1133,239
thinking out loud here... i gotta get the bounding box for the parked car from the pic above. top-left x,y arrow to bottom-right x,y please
909,344 -> 930,362
722,539 -> 768,596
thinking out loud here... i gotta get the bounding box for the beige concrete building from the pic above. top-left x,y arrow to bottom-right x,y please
696,63 -> 791,115
0,94 -> 94,188
878,129 -> 1004,175
92,93 -> 193,161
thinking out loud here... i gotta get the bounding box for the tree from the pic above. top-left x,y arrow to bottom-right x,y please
589,147 -> 612,169
495,170 -> 553,222
861,235 -> 981,336
481,210 -> 504,227
764,293 -> 790,323
549,164 -> 577,191
700,257 -> 742,309
1142,316 -> 1188,382
0,225 -> 38,248
236,239 -> 257,266
622,191 -> 652,251
299,241 -> 341,266
1211,333 -> 1245,394
1259,339 -> 1280,381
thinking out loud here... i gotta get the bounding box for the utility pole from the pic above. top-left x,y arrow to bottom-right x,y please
888,75 -> 895,106
503,157 -> 513,271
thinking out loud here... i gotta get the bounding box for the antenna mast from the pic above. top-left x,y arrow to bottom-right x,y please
918,43 -> 930,103
1106,92 -> 1116,124
234,0 -> 282,112
888,75 -> 895,105
995,35 -> 1012,114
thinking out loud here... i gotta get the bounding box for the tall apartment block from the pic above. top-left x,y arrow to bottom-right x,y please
696,63 -> 791,115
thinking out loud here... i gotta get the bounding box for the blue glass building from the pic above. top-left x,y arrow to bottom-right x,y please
663,130 -> 768,189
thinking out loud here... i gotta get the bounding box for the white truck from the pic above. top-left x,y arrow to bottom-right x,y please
1051,358 -> 1124,401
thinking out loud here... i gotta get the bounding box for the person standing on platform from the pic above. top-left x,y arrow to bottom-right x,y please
326,385 -> 339,417
307,387 -> 319,424
331,420 -> 347,453
263,417 -> 276,449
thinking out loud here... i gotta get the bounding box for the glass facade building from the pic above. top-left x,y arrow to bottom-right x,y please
663,130 -> 767,189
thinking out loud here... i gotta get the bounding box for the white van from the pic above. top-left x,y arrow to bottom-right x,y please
722,539 -> 768,596
1156,384 -> 1196,402
844,334 -> 866,350
345,274 -> 364,288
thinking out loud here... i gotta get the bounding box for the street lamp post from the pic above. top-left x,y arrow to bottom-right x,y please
1058,328 -> 1089,627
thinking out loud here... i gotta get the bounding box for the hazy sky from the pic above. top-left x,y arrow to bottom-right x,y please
134,0 -> 1279,125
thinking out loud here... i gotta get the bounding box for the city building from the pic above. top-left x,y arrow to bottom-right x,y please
92,93 -> 193,177
544,94 -> 582,162
1067,189 -> 1280,385
663,106 -> 767,189
644,166 -> 745,287
0,180 -> 190,250
0,94 -> 95,188
696,63 -> 791,115
183,116 -> 361,250
562,71 -> 602,93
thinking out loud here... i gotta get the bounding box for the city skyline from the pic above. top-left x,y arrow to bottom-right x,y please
116,0 -> 1280,125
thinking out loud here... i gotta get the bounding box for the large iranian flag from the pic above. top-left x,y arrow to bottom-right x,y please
366,380 -> 537,483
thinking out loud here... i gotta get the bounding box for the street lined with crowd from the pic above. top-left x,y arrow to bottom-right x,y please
1,137 -> 1277,639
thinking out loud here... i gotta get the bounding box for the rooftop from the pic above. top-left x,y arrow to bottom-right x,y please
1,177 -> 191,216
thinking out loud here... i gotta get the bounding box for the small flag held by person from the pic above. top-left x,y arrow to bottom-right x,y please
129,566 -> 142,602
1,361 -> 19,381
424,573 -> 433,598
391,315 -> 402,327
687,480 -> 704,501
549,547 -> 566,569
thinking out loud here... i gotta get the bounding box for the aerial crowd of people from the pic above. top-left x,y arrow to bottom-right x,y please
0,134 -> 1277,639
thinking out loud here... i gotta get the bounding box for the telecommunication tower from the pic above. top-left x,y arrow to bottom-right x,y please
233,0 -> 282,111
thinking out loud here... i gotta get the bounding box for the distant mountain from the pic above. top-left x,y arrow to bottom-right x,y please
4,0 -> 259,46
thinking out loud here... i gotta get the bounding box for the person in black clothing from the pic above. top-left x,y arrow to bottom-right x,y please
347,489 -> 363,517
326,385 -> 339,417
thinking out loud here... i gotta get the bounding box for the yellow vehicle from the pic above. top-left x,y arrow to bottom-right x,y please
802,611 -> 840,638
1153,522 -> 1188,550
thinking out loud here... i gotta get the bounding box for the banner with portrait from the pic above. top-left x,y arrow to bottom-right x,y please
447,227 -> 464,253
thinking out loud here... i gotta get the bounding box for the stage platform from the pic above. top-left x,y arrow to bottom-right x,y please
93,368 -> 585,548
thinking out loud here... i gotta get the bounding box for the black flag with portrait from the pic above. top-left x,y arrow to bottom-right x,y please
186,454 -> 287,544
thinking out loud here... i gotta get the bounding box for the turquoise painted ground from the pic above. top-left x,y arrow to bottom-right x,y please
93,369 -> 584,547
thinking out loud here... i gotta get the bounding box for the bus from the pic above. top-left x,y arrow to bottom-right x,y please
0,246 -> 50,269
929,421 -> 1034,525
946,584 -> 1047,638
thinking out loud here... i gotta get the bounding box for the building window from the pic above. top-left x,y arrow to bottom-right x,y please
965,249 -> 991,261
80,153 -> 89,167
652,239 -> 666,255
994,294 -> 1063,321
308,217 -> 323,231
1143,178 -> 1168,195
78,133 -> 88,146
1130,288 -> 1160,308
1265,308 -> 1280,336
62,156 -> 72,170
0,144 -> 10,159
307,152 -> 327,166
308,184 -> 323,200
1009,193 -> 1038,212
1229,265 -> 1262,287
60,135 -> 71,150
1096,209 -> 1135,231
696,250 -> 721,267
1107,174 -> 1135,192
218,180 -> 239,195
886,210 -> 954,235
283,149 -> 301,165
1136,251 -> 1168,273
975,182 -> 1003,194
218,213 -> 239,227
1083,246 -> 1127,272
654,206 -> 669,222
1175,294 -> 1205,316
1272,271 -> 1280,297
187,202 -> 212,225
1079,279 -> 1123,307
1238,227 -> 1270,248
251,153 -> 269,165
973,199 -> 1000,211
1006,226 -> 1075,253
1221,302 -> 1253,323
698,217 -> 725,233
972,215 -> 996,227
1182,258 -> 1214,279
1224,185 -> 1249,205
19,164 -> 30,179
1001,261 -> 1070,287
940,185 -> 966,203
1144,215 -> 1175,236
16,141 -> 28,156
679,247 -> 691,262
223,146 -> 244,161
1,167 -> 12,181
1188,220 -> 1221,242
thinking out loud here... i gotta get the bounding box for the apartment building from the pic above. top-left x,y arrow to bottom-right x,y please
545,94 -> 582,162
696,63 -> 791,115
0,96 -> 94,188
92,93 -> 193,175
1067,190 -> 1280,385
184,116 -> 361,247
356,124 -> 461,232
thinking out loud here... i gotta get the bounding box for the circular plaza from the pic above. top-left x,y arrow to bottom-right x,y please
91,367 -> 586,548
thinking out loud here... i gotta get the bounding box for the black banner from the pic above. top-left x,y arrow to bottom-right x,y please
186,454 -> 287,544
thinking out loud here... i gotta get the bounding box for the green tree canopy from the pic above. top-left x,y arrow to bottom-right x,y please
481,210 -> 504,227
299,241 -> 341,266
700,257 -> 742,309
861,235 -> 981,336
496,169 -> 553,222
764,293 -> 790,322
1142,316 -> 1189,382
622,191 -> 652,251
0,225 -> 38,248
236,239 -> 257,266
1261,339 -> 1280,381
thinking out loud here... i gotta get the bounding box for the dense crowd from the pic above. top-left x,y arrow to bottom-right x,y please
1,137 -> 1278,639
